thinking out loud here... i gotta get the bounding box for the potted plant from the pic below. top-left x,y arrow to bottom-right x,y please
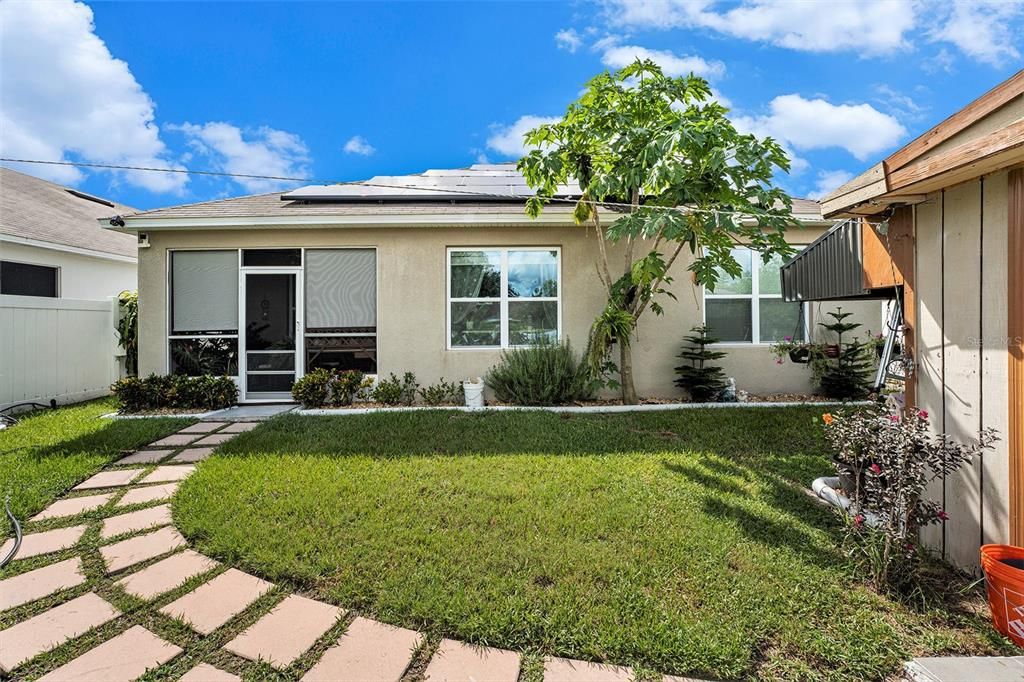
769,337 -> 811,364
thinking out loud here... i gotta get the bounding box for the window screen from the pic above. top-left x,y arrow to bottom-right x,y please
171,251 -> 238,334
0,261 -> 58,297
305,249 -> 376,330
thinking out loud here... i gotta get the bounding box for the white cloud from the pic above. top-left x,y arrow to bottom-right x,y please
173,122 -> 311,193
599,43 -> 726,79
873,84 -> 928,122
930,0 -> 1023,66
0,0 -> 186,193
733,94 -> 906,161
808,169 -> 854,199
604,0 -> 915,55
486,115 -> 559,158
343,135 -> 376,156
555,28 -> 583,53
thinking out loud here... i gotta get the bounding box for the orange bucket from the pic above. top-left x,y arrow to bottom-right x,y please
980,544 -> 1024,647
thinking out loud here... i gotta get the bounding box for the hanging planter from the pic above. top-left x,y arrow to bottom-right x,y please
788,347 -> 811,364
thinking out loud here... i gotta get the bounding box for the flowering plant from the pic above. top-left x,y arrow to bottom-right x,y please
822,403 -> 997,589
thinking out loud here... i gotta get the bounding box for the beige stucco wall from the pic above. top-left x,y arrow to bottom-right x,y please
137,222 -> 880,400
914,171 -> 1011,572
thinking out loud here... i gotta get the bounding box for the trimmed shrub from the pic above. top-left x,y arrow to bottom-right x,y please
292,369 -> 333,409
112,374 -> 237,413
371,372 -> 418,406
674,326 -> 727,402
486,340 -> 590,406
418,378 -> 463,406
333,370 -> 370,406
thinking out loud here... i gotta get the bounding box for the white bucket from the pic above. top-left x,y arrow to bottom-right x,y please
463,378 -> 485,409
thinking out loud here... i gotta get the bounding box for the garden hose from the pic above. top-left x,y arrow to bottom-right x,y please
1,495 -> 22,568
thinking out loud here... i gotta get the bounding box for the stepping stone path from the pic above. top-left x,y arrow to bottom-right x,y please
225,594 -> 343,668
0,557 -> 85,612
0,420 -> 701,681
38,625 -> 182,682
115,549 -> 218,600
30,492 -> 114,521
0,592 -> 119,672
2,524 -> 87,560
117,481 -> 179,507
160,568 -> 273,635
138,464 -> 195,485
101,526 -> 186,573
116,449 -> 176,465
100,503 -> 172,539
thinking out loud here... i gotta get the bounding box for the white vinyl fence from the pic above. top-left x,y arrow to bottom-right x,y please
0,295 -> 123,410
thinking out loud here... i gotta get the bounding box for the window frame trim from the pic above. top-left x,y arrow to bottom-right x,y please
446,246 -> 562,350
702,247 -> 807,346
0,259 -> 60,298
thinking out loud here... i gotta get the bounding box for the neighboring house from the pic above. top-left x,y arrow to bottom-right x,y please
0,167 -> 138,409
109,163 -> 878,404
786,70 -> 1023,571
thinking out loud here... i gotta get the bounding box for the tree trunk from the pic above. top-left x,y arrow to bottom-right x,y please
620,340 -> 639,405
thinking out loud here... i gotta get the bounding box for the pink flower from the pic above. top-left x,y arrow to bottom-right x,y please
775,357 -> 784,365
918,410 -> 929,419
889,414 -> 900,422
784,336 -> 793,342
869,463 -> 882,475
937,510 -> 949,521
854,514 -> 865,527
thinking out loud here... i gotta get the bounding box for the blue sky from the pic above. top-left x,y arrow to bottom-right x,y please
1,0 -> 1022,210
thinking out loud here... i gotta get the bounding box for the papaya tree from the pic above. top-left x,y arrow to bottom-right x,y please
519,59 -> 797,404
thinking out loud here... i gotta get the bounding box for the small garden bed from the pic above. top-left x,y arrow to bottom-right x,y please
174,407 -> 1013,680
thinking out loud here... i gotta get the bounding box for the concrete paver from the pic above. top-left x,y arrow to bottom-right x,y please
225,594 -> 342,668
179,422 -> 224,434
159,568 -> 273,635
172,447 -> 214,463
0,592 -> 119,672
115,549 -> 219,600
423,639 -> 521,682
180,663 -> 241,682
192,433 -> 235,446
115,449 -> 175,465
137,465 -> 195,485
73,469 -> 143,490
220,422 -> 259,433
30,493 -> 113,521
150,433 -> 200,447
303,616 -> 421,682
117,482 -> 179,507
38,625 -> 182,682
544,657 -> 633,682
1,524 -> 87,561
100,504 -> 172,540
100,526 -> 186,573
0,557 -> 86,612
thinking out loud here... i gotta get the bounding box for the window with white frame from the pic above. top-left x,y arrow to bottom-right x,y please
447,247 -> 560,348
167,250 -> 239,376
703,247 -> 804,344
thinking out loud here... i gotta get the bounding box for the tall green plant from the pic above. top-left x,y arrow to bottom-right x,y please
674,326 -> 727,401
116,290 -> 138,376
520,59 -> 796,403
817,308 -> 873,400
486,340 -> 590,406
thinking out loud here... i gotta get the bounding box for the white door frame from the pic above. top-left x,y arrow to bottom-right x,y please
238,265 -> 304,403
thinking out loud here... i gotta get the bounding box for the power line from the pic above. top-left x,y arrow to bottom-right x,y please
0,156 -> 843,223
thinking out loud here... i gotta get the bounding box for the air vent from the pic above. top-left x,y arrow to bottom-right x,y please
65,188 -> 114,208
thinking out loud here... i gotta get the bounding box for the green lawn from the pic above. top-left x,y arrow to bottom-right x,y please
174,408 -> 1011,681
0,399 -> 191,534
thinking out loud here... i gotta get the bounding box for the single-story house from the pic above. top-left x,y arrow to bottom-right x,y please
1,167 -> 138,409
787,70 -> 1023,571
107,163 -> 880,403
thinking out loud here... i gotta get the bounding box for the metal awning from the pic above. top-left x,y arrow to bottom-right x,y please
781,218 -> 893,301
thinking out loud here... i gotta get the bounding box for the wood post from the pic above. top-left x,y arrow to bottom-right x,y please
1009,168 -> 1024,546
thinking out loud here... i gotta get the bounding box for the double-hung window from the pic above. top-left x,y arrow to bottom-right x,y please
704,247 -> 804,343
447,247 -> 560,348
